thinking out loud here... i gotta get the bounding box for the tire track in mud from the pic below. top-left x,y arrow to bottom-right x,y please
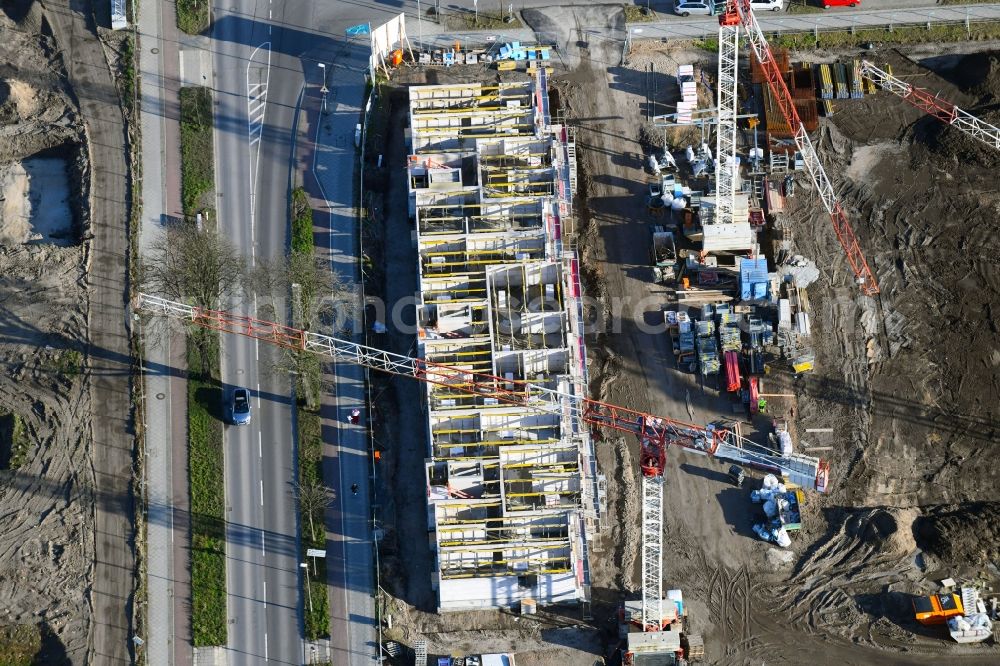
705,563 -> 763,664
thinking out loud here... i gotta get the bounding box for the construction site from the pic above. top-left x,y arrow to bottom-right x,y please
3,0 -> 1000,663
335,2 -> 1000,665
407,77 -> 597,612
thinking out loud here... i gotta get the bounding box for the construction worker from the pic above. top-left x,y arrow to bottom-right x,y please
347,408 -> 361,425
757,398 -> 768,414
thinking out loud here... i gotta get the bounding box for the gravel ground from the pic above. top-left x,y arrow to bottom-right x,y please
0,4 -> 94,660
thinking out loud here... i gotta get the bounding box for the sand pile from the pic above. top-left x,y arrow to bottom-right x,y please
914,502 -> 1000,567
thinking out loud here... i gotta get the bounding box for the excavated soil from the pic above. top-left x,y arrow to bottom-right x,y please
545,15 -> 1000,664
375,7 -> 1000,662
0,5 -> 92,660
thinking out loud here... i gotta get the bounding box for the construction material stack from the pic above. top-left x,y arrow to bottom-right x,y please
650,225 -> 678,284
621,590 -> 700,665
743,314 -> 768,376
666,310 -> 697,373
696,306 -> 720,376
817,63 -> 834,100
677,64 -> 698,124
716,305 -> 742,393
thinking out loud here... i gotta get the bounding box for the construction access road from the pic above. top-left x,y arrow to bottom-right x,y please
38,1 -> 135,663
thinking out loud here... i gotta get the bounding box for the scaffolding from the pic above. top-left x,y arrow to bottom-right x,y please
410,74 -> 588,612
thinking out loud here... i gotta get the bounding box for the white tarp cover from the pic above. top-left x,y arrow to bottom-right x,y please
370,14 -> 407,75
111,0 -> 127,29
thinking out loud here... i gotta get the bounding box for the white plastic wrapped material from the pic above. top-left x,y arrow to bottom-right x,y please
750,489 -> 762,503
776,483 -> 787,494
671,197 -> 687,211
647,154 -> 660,174
776,498 -> 790,516
763,500 -> 778,518
665,310 -> 678,326
778,431 -> 793,456
968,614 -> 992,630
685,145 -> 696,163
661,192 -> 674,207
949,616 -> 972,632
763,474 -> 779,489
753,523 -> 770,541
774,528 -> 791,548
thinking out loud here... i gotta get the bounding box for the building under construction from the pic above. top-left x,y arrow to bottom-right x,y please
406,73 -> 601,612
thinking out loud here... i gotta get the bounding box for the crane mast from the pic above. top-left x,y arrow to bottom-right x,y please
714,9 -> 741,227
860,60 -> 1000,153
727,0 -> 880,295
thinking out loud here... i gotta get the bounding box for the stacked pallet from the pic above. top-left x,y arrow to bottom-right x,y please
750,48 -> 790,83
677,64 -> 698,124
850,60 -> 864,99
817,64 -> 834,100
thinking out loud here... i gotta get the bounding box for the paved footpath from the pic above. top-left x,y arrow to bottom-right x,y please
137,0 -> 193,664
295,41 -> 378,666
40,0 -> 134,662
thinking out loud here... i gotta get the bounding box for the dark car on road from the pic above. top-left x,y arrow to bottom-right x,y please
231,387 -> 251,425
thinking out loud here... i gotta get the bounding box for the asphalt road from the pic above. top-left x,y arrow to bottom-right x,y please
211,0 -> 391,659
212,0 -> 303,663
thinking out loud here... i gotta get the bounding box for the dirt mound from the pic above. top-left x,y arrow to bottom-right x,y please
917,52 -> 1000,167
923,107 -> 1000,168
914,502 -> 1000,567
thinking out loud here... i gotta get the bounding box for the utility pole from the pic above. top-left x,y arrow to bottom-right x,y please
300,562 -> 313,613
417,0 -> 423,49
318,63 -> 328,115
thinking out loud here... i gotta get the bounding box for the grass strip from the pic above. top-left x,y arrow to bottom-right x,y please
446,10 -> 522,31
292,187 -> 315,256
624,5 -> 658,23
695,21 -> 1000,51
291,186 -> 331,640
785,1 -> 824,14
0,412 -> 31,471
770,21 -> 1000,49
0,624 -> 42,665
298,407 -> 330,640
188,330 -> 227,646
177,0 -> 210,35
179,86 -> 215,219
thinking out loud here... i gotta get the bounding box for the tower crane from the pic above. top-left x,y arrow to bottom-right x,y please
134,291 -> 829,633
714,6 -> 741,228
859,60 -> 1000,153
719,0 -> 880,296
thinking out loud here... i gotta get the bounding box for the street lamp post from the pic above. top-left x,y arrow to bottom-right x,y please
318,63 -> 328,114
300,562 -> 313,614
417,0 -> 423,49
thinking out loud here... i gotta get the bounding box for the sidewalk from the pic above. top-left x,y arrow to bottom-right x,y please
295,43 -> 379,666
137,0 -> 192,663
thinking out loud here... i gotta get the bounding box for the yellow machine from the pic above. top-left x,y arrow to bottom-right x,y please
913,593 -> 964,626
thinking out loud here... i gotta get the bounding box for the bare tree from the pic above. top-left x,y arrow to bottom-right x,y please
141,223 -> 245,311
293,478 -> 334,542
246,253 -> 359,408
246,252 -> 358,333
140,223 -> 246,370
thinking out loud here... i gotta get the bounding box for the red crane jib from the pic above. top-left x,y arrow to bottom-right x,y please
721,0 -> 880,296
